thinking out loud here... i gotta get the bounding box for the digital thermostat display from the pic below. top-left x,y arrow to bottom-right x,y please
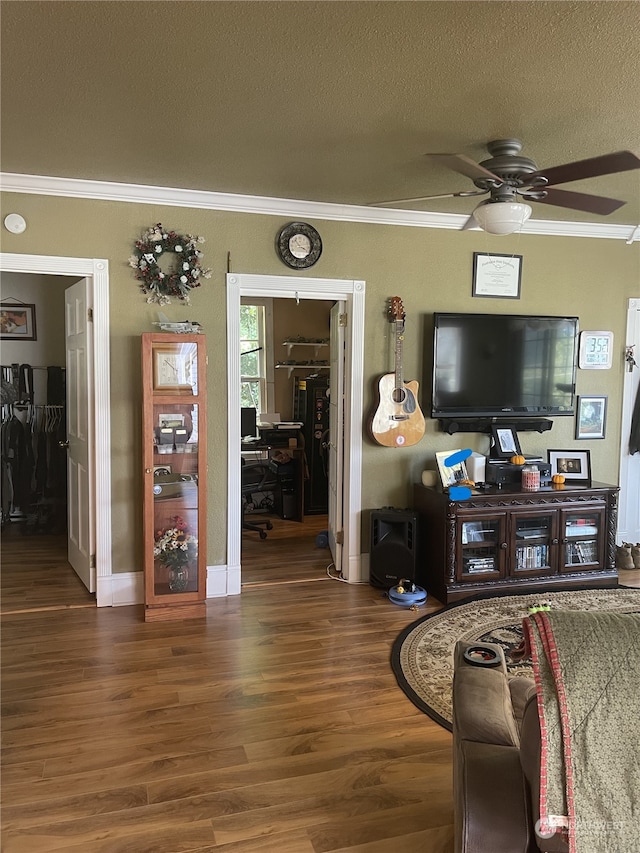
579,331 -> 613,370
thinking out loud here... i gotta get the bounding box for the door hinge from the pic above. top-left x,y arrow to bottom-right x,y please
336,530 -> 344,545
88,308 -> 94,322
90,554 -> 96,568
339,313 -> 347,327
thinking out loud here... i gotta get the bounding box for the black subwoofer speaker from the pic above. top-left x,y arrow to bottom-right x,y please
369,508 -> 419,589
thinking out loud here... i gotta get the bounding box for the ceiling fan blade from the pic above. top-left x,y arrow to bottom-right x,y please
526,187 -> 626,215
533,150 -> 640,187
369,189 -> 486,207
427,153 -> 504,184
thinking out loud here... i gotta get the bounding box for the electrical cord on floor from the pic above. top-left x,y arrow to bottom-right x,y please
325,562 -> 368,584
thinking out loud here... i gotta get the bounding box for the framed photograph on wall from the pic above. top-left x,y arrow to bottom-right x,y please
472,253 -> 522,299
490,424 -> 522,458
435,449 -> 469,489
547,449 -> 592,484
0,303 -> 37,340
575,395 -> 607,440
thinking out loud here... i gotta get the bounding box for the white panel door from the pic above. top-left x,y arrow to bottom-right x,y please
328,301 -> 346,574
65,279 -> 95,592
618,298 -> 640,544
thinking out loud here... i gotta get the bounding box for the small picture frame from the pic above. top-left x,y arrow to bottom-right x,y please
153,465 -> 172,476
575,395 -> 607,440
435,449 -> 469,489
490,424 -> 522,459
547,449 -> 592,484
472,253 -> 522,299
0,303 -> 37,340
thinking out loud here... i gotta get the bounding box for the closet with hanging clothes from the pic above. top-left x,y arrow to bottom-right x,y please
1,363 -> 67,533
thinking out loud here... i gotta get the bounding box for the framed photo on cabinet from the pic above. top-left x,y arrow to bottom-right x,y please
547,449 -> 591,484
435,449 -> 469,489
490,424 -> 522,459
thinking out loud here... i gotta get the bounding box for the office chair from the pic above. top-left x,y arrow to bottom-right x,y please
241,459 -> 281,539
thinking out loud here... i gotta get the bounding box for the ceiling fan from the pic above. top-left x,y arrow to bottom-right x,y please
373,139 -> 640,234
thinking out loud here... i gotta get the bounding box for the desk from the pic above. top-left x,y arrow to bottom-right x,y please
241,443 -> 305,522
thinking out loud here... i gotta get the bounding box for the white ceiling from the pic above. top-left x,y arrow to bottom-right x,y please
2,1 -> 639,226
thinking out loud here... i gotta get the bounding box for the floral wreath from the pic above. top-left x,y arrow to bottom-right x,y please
129,223 -> 212,305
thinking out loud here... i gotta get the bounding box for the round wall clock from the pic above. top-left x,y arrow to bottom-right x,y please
276,222 -> 322,269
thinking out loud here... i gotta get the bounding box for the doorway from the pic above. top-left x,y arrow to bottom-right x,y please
0,253 -> 113,606
241,295 -> 333,586
226,273 -> 365,595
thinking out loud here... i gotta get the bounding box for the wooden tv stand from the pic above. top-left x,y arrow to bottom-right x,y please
413,482 -> 619,605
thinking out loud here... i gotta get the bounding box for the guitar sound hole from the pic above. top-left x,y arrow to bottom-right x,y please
392,388 -> 407,404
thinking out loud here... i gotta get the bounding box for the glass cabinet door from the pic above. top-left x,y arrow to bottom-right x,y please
512,512 -> 556,575
142,333 -> 207,620
457,515 -> 505,580
560,508 -> 605,571
151,401 -> 200,596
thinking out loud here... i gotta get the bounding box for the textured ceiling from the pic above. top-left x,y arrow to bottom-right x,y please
2,1 -> 640,225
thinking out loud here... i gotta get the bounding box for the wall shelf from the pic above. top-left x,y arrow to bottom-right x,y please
276,362 -> 329,378
283,340 -> 329,358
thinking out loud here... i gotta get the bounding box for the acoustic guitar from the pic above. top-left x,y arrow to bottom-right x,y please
370,296 -> 425,447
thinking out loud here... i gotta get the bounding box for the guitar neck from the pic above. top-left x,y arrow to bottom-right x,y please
394,320 -> 405,389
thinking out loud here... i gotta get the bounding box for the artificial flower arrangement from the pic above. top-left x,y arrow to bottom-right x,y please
129,223 -> 212,305
153,516 -> 198,591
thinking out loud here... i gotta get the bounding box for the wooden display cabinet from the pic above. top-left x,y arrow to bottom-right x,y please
413,481 -> 618,605
142,334 -> 207,621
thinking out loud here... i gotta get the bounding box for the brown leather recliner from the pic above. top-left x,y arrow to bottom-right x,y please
452,641 -> 569,853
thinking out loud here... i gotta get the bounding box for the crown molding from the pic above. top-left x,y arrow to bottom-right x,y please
1,172 -> 638,242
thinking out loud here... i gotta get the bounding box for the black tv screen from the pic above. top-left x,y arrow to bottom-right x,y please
431,313 -> 579,419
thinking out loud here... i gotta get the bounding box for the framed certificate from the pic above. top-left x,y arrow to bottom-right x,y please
472,253 -> 522,299
578,331 -> 613,369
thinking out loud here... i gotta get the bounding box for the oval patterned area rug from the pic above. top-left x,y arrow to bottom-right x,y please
390,587 -> 640,731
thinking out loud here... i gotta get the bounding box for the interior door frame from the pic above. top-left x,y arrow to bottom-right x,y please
0,253 -> 113,605
226,273 -> 365,592
618,297 -> 640,543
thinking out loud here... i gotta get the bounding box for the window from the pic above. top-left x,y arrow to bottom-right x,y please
240,299 -> 273,415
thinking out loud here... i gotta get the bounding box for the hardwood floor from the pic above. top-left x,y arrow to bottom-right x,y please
241,514 -> 336,587
1,526 -> 454,853
1,529 -> 94,614
4,522 -> 639,851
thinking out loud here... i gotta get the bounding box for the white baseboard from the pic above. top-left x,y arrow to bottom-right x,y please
109,571 -> 144,606
104,566 -> 241,606
206,564 -> 241,597
103,558 -> 367,605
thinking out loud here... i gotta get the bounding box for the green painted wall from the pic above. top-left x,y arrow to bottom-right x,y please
1,191 -> 638,573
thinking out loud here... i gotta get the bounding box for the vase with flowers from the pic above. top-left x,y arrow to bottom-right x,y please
154,516 -> 198,593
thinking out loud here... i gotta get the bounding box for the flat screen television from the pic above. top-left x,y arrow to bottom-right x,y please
431,313 -> 579,419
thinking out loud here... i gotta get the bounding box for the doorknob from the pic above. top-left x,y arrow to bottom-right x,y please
59,439 -> 69,449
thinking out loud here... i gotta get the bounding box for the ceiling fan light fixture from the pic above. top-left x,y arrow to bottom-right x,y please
471,200 -> 533,235
472,200 -> 533,235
